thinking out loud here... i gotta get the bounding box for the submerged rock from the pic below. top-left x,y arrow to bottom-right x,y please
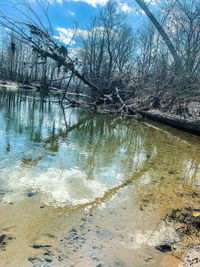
32,244 -> 51,249
45,258 -> 52,263
28,257 -> 42,264
0,234 -> 15,250
0,234 -> 6,244
155,244 -> 172,252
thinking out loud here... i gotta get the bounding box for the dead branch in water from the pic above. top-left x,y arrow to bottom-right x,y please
115,87 -> 129,114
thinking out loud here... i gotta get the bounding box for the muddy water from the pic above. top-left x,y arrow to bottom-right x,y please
0,89 -> 200,267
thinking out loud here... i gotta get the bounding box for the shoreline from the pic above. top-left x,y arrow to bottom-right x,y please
141,110 -> 200,136
0,80 -> 200,136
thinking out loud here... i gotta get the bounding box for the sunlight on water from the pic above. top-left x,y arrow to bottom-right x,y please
1,167 -> 107,207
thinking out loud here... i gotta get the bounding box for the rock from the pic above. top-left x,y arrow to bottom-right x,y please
91,256 -> 99,261
45,258 -> 52,263
32,244 -> 51,249
28,257 -> 42,264
43,251 -> 51,256
27,191 -> 37,197
145,257 -> 153,262
155,244 -> 172,252
0,234 -> 6,244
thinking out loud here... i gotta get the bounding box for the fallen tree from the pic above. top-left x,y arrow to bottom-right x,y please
0,1 -> 199,136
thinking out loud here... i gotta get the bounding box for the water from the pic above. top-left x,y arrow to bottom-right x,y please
0,88 -> 200,266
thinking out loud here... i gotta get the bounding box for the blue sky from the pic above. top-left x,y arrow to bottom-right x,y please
0,0 -> 159,46
46,0 -> 158,29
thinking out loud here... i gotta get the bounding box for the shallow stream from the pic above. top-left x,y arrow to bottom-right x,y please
0,88 -> 200,267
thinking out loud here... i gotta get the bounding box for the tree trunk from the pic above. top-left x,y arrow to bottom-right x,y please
134,0 -> 182,68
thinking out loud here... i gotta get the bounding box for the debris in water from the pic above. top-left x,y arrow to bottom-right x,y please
167,208 -> 200,233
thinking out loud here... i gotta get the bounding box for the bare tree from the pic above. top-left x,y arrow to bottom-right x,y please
134,0 -> 182,68
164,0 -> 200,75
80,1 -> 135,94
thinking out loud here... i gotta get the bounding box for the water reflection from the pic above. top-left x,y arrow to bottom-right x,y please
0,89 -> 200,209
0,89 -> 200,266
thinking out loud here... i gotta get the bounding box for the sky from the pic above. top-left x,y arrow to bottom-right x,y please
0,0 -> 160,46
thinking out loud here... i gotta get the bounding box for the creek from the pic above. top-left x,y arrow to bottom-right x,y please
0,88 -> 200,266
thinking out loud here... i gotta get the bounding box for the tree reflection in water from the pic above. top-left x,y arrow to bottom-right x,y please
0,89 -> 200,211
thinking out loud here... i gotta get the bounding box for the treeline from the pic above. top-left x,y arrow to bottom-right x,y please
0,32 -> 70,90
79,0 -> 200,97
0,0 -> 199,102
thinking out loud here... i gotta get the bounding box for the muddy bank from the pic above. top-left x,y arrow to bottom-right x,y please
141,110 -> 200,136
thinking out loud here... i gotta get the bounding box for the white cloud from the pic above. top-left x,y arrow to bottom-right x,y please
120,2 -> 133,13
54,27 -> 90,45
54,25 -> 119,46
54,27 -> 76,45
77,28 -> 89,39
68,10 -> 75,16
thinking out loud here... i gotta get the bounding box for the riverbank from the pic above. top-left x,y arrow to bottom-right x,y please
141,110 -> 200,136
0,80 -> 62,94
97,92 -> 200,136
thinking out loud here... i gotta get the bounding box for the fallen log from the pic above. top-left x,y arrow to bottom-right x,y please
141,110 -> 200,136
